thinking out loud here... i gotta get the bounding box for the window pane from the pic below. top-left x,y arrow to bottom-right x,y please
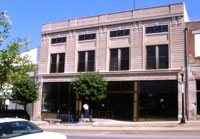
51,38 -> 57,44
88,51 -> 94,61
85,34 -> 90,40
121,48 -> 129,59
91,34 -> 96,39
153,26 -> 161,33
121,60 -> 129,70
50,54 -> 57,73
88,51 -> 95,71
58,53 -> 65,73
59,53 -> 65,63
147,58 -> 156,69
79,52 -> 85,62
110,31 -> 116,37
78,62 -> 85,72
107,81 -> 121,91
159,45 -> 168,69
146,27 -> 153,34
88,62 -> 94,71
61,37 -> 66,43
121,48 -> 129,70
147,46 -> 156,57
110,49 -> 118,71
78,52 -> 85,72
146,46 -> 156,69
124,29 -> 130,36
161,25 -> 168,32
79,35 -> 84,41
159,57 -> 168,69
117,30 -> 123,36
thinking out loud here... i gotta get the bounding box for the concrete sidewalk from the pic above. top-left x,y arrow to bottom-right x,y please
32,119 -> 200,132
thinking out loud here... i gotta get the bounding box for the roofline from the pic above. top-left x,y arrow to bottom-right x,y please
42,2 -> 184,26
185,20 -> 200,24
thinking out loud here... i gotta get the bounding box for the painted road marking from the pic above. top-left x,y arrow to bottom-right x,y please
96,132 -> 110,136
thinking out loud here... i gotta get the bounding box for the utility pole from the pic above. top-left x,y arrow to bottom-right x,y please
133,0 -> 135,10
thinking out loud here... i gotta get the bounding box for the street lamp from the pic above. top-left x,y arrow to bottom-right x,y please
179,67 -> 186,123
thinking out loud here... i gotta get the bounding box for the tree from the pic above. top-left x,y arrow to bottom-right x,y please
0,11 -> 37,109
11,75 -> 38,111
71,72 -> 107,121
0,11 -> 11,46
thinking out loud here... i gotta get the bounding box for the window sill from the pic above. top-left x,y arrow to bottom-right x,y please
51,42 -> 66,46
110,36 -> 130,40
146,32 -> 168,36
78,39 -> 96,43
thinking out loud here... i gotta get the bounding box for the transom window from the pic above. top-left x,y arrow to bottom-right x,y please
110,48 -> 129,71
110,29 -> 130,37
50,53 -> 65,73
78,51 -> 95,72
146,25 -> 168,34
78,33 -> 96,41
146,45 -> 168,69
51,37 -> 66,44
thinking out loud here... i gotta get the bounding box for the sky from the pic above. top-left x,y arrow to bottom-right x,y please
0,0 -> 200,49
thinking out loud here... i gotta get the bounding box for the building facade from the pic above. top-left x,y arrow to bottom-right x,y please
34,3 -> 189,121
186,21 -> 200,120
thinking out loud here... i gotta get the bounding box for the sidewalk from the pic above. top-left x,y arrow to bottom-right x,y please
32,119 -> 200,132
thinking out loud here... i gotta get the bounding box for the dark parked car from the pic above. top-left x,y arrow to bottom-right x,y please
0,109 -> 30,120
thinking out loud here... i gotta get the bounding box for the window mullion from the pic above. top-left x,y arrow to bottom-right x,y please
156,46 -> 159,69
56,54 -> 59,72
118,49 -> 121,70
85,52 -> 88,71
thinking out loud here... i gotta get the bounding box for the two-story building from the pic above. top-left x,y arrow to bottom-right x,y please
33,3 -> 189,121
186,21 -> 200,120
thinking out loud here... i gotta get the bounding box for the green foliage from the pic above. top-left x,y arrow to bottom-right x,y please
12,75 -> 38,110
72,72 -> 107,105
0,38 -> 35,90
0,11 -> 11,45
0,10 -> 38,108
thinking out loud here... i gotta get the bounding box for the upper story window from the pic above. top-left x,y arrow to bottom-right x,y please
195,34 -> 200,57
78,51 -> 95,72
110,29 -> 130,37
146,45 -> 168,69
51,37 -> 66,44
50,53 -> 65,73
110,48 -> 129,71
146,25 -> 168,34
78,33 -> 96,41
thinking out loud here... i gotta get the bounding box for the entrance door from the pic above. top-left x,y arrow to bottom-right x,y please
197,80 -> 200,115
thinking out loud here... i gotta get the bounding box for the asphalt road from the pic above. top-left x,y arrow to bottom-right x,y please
46,130 -> 200,139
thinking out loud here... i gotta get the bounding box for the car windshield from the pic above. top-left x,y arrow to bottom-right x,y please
0,121 -> 43,138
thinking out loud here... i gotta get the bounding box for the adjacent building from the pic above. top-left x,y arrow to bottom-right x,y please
186,21 -> 200,120
34,3 -> 189,121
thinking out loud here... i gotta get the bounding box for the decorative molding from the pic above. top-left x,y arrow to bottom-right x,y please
137,21 -> 143,31
171,17 -> 177,27
177,16 -> 183,27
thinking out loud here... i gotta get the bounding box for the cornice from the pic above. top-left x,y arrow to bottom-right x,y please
41,13 -> 184,35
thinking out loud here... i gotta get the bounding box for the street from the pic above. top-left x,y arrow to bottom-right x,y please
45,130 -> 200,139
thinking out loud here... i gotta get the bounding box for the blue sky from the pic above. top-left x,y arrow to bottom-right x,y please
0,0 -> 199,49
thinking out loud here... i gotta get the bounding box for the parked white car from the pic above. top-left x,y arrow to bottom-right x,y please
0,118 -> 67,139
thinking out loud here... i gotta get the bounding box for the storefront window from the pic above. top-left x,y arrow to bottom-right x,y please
42,82 -> 75,114
139,80 -> 178,119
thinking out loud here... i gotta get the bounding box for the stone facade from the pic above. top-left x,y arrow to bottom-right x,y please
34,3 -> 188,121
